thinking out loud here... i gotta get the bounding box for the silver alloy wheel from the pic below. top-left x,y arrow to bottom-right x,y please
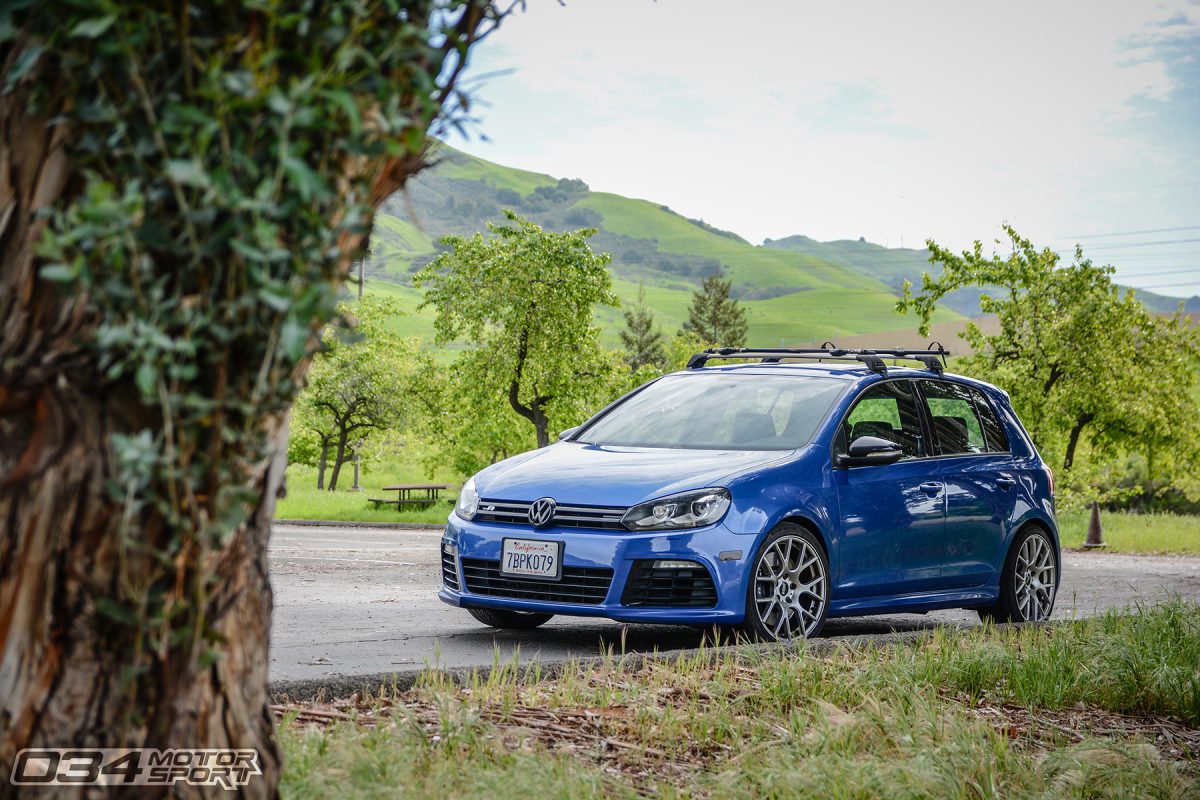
1015,532 -> 1056,622
753,534 -> 827,640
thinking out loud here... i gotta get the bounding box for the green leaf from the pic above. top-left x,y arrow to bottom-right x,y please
135,362 -> 157,397
197,647 -> 225,669
321,89 -> 361,133
94,596 -> 137,625
70,15 -> 116,38
281,317 -> 309,362
282,155 -> 326,201
39,264 -> 76,282
164,160 -> 210,189
3,44 -> 43,92
259,288 -> 293,313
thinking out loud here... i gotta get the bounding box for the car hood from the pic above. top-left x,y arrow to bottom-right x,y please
473,441 -> 793,507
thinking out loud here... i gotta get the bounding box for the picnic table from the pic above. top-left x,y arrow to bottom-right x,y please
368,483 -> 451,511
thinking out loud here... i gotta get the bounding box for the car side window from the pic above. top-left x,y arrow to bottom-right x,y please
917,380 -> 987,455
842,381 -> 925,459
970,387 -> 1009,452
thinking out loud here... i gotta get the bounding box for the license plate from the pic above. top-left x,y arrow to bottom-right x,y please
500,538 -> 562,580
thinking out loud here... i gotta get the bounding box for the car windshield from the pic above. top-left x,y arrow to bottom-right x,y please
577,373 -> 847,450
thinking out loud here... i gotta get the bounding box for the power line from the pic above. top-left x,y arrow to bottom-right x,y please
1113,267 -> 1200,279
1060,225 -> 1200,239
1128,280 -> 1200,290
1064,237 -> 1200,251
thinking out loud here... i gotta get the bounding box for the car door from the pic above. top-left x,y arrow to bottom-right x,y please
832,380 -> 945,599
916,379 -> 1017,589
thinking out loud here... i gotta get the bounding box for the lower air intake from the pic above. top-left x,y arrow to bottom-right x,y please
621,560 -> 718,608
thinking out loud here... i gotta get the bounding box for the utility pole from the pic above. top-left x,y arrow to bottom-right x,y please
350,440 -> 362,491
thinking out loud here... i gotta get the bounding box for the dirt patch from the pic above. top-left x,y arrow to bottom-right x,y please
948,694 -> 1200,764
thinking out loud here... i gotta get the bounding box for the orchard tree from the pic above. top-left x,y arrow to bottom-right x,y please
0,2 -> 504,793
290,299 -> 415,490
682,274 -> 748,346
415,212 -> 621,449
897,225 -> 1200,477
667,329 -> 712,372
619,284 -> 667,370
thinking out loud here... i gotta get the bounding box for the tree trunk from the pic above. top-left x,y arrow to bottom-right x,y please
317,437 -> 331,490
531,404 -> 550,449
328,430 -> 349,491
1,5 -> 497,795
1063,411 -> 1095,471
1,407 -> 286,799
0,55 -> 282,800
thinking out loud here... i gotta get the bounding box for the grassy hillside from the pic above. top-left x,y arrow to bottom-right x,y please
364,143 -> 971,345
764,234 -> 1200,317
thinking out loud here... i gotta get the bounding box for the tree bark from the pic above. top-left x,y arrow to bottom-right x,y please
0,5 -> 498,794
506,326 -> 553,448
328,430 -> 349,491
0,94 -> 284,796
317,436 -> 331,490
1063,411 -> 1095,471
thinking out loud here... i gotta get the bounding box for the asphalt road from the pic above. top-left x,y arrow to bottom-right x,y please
269,523 -> 1200,683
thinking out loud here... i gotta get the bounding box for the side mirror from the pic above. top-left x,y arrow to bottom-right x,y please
837,435 -> 904,468
557,426 -> 580,441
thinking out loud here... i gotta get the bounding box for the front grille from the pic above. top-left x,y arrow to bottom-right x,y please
621,560 -> 718,608
476,498 -> 627,530
441,550 -> 460,591
461,558 -> 613,605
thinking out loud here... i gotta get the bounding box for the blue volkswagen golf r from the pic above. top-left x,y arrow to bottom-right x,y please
439,347 -> 1060,641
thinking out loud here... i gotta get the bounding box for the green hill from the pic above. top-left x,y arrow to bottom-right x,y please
364,144 -> 970,346
763,234 -> 1200,317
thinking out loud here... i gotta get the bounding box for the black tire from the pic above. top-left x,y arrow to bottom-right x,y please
978,524 -> 1059,624
467,607 -> 554,630
741,523 -> 830,641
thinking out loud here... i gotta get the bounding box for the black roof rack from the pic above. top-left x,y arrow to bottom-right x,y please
685,342 -> 950,377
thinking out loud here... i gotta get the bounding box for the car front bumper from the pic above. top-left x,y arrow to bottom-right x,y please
438,515 -> 758,624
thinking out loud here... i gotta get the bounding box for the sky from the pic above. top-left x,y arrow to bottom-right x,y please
446,0 -> 1200,300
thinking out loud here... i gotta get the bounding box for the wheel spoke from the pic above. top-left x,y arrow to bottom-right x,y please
798,578 -> 824,600
1013,532 -> 1056,622
753,535 -> 827,642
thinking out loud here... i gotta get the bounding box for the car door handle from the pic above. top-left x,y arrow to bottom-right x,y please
996,476 -> 1017,490
918,482 -> 943,495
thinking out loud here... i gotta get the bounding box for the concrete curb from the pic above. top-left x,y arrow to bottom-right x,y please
273,518 -> 443,530
267,624 -> 1024,702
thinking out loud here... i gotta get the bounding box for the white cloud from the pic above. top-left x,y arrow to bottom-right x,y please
451,0 -> 1200,296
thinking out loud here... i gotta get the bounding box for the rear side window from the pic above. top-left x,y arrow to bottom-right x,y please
970,388 -> 1009,452
917,380 -> 987,455
842,381 -> 925,459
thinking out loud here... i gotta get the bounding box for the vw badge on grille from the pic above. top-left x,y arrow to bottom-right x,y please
528,497 -> 556,528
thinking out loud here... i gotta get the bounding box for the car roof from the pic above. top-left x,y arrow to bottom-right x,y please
667,362 -> 1003,394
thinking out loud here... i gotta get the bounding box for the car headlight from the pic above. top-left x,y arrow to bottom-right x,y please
455,477 -> 479,521
621,488 -> 731,531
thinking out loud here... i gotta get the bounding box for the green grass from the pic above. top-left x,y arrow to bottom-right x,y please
358,271 -> 957,350
1058,510 -> 1200,554
580,192 -> 891,293
356,145 -> 973,347
276,455 -> 459,525
280,601 -> 1200,798
431,144 -> 559,195
372,213 -> 436,277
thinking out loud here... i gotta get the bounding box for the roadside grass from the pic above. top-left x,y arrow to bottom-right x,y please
275,459 -> 456,525
279,601 -> 1200,798
1058,510 -> 1200,554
